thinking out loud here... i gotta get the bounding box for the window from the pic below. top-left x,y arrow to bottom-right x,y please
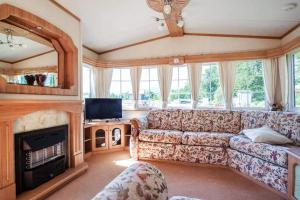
110,68 -> 133,109
292,51 -> 300,109
169,65 -> 191,108
233,60 -> 265,108
139,67 -> 161,108
82,63 -> 92,98
199,63 -> 224,108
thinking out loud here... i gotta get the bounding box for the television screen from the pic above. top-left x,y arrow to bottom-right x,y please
85,98 -> 122,120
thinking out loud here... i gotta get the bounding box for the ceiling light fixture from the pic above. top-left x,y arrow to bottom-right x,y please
0,29 -> 27,49
163,0 -> 172,15
177,18 -> 184,28
282,2 -> 298,11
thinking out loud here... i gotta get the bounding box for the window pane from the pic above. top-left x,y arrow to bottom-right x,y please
83,66 -> 91,98
295,52 -> 300,108
110,68 -> 133,109
139,67 -> 161,108
233,60 -> 265,108
198,63 -> 224,108
169,66 -> 191,108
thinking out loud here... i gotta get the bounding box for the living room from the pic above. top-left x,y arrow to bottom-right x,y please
0,0 -> 300,200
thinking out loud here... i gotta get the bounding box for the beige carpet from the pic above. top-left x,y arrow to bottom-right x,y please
46,151 -> 285,200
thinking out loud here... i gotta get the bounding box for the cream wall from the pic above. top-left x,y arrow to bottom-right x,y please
98,35 -> 282,61
0,0 -> 82,101
0,61 -> 11,68
11,51 -> 58,69
83,47 -> 98,60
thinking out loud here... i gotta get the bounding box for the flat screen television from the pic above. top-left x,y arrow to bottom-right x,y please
85,98 -> 122,120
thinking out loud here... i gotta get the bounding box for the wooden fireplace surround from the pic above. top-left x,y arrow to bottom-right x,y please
0,4 -> 78,96
0,100 -> 87,200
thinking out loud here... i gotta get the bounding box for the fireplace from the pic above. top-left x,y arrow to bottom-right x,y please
14,125 -> 69,194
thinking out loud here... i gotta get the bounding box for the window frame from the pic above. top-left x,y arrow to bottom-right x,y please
232,59 -> 267,110
198,62 -> 224,109
138,66 -> 161,109
82,63 -> 93,99
288,48 -> 300,112
110,68 -> 134,109
168,64 -> 192,108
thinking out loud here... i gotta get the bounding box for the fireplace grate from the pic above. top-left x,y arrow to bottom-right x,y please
25,141 -> 65,169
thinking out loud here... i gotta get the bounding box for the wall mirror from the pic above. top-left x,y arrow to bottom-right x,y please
0,4 -> 78,96
0,21 -> 59,88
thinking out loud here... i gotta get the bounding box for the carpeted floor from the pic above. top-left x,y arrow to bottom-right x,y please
46,151 -> 285,200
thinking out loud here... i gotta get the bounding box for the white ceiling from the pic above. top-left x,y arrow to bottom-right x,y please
0,33 -> 54,63
55,0 -> 300,53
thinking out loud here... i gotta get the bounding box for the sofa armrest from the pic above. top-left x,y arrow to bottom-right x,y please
130,116 -> 148,137
92,162 -> 168,200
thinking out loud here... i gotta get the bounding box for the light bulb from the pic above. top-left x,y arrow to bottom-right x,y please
163,4 -> 172,15
177,19 -> 184,28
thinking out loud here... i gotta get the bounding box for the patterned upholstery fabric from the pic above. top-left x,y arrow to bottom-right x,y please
228,149 -> 288,193
174,145 -> 228,165
139,129 -> 183,144
241,111 -> 300,142
182,132 -> 235,147
130,116 -> 149,137
92,162 -> 168,200
147,109 -> 182,131
138,142 -> 177,160
181,110 -> 241,134
229,135 -> 290,168
170,196 -> 201,200
130,136 -> 138,159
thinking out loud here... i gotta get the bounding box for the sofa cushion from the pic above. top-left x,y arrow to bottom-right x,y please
229,135 -> 290,168
139,129 -> 183,144
181,110 -> 241,134
182,132 -> 235,147
147,109 -> 182,130
241,111 -> 300,143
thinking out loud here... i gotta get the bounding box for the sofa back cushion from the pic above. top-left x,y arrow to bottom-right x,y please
241,111 -> 300,143
147,109 -> 182,130
181,110 -> 241,134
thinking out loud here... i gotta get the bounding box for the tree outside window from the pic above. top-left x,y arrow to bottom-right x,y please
233,60 -> 265,108
199,63 -> 224,108
294,51 -> 300,108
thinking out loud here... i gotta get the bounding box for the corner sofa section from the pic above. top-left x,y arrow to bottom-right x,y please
130,109 -> 300,194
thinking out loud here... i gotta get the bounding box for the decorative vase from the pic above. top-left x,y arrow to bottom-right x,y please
24,75 -> 35,85
35,74 -> 47,87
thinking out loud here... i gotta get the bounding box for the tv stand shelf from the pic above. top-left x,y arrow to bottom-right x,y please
83,120 -> 131,159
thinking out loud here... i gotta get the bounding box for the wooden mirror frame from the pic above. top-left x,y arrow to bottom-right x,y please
0,4 -> 78,96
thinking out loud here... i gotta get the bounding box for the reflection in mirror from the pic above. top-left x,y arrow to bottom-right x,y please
0,21 -> 58,87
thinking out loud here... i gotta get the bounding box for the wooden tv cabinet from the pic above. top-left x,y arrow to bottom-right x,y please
83,120 -> 131,159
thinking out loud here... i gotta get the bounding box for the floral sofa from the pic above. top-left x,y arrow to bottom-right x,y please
92,162 -> 199,200
130,109 -> 300,194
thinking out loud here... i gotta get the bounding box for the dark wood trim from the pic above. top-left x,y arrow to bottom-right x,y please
83,45 -> 99,55
98,35 -> 170,55
185,32 -> 281,40
49,0 -> 80,22
11,50 -> 56,64
281,22 -> 300,39
0,59 -> 13,64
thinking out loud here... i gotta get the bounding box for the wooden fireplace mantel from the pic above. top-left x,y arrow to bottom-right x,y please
0,100 -> 87,200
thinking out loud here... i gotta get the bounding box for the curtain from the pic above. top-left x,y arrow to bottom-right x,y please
130,67 -> 142,109
91,67 -> 101,98
219,61 -> 236,110
263,58 -> 279,107
188,63 -> 202,108
92,68 -> 113,98
278,55 -> 288,109
158,65 -> 173,108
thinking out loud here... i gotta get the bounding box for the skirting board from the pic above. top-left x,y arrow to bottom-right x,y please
17,162 -> 88,200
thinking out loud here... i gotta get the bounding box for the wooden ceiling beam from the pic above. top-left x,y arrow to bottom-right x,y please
146,0 -> 189,37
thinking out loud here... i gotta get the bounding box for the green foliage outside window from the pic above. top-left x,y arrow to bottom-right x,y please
295,52 -> 300,107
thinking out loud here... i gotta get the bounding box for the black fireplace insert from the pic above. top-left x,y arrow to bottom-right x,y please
15,125 -> 68,194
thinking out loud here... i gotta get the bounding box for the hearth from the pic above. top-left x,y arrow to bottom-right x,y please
15,125 -> 68,194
